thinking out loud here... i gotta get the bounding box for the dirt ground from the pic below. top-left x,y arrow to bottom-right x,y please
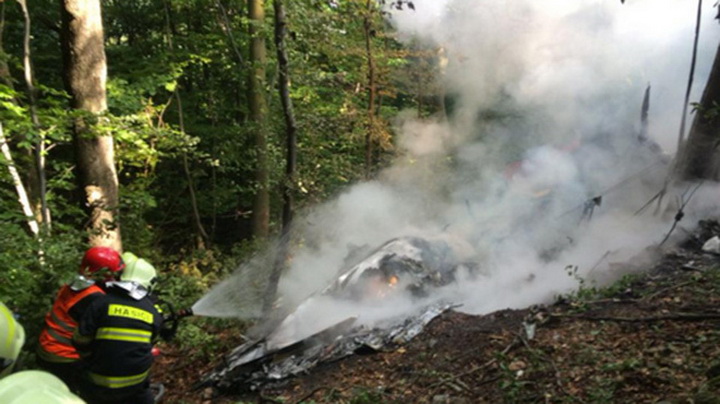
155,220 -> 720,404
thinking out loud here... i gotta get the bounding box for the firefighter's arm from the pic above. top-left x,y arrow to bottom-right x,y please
157,306 -> 178,342
72,329 -> 93,359
153,300 -> 187,342
72,300 -> 100,358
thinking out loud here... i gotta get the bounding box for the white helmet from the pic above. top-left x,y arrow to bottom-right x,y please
120,258 -> 157,289
0,370 -> 85,403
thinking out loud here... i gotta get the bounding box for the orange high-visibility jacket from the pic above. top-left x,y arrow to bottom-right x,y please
37,284 -> 105,362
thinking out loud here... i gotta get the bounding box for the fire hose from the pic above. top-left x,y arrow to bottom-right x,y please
157,301 -> 195,341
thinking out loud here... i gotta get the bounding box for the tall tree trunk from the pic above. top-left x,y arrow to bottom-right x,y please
677,0 -> 703,154
274,0 -> 296,233
0,3 -> 14,89
59,0 -> 121,249
249,0 -> 270,239
18,0 -> 51,231
682,42 -> 720,180
263,0 -> 297,316
362,0 -> 377,179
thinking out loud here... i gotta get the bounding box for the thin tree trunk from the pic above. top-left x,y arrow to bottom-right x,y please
674,0 -> 703,183
216,0 -> 244,67
263,0 -> 297,316
164,0 -> 209,249
18,0 -> 51,231
178,92 -> 209,249
60,0 -> 122,250
363,0 -> 377,179
0,3 -> 14,89
274,0 -> 296,233
676,0 -> 703,154
0,123 -> 39,236
249,0 -> 270,239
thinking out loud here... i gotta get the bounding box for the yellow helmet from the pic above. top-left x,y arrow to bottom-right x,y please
0,370 -> 85,403
120,257 -> 157,289
121,252 -> 139,271
0,303 -> 24,379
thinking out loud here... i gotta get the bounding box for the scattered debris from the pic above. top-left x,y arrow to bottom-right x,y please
204,302 -> 456,391
702,236 -> 720,254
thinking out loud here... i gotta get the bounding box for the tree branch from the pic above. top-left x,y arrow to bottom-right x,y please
551,312 -> 720,322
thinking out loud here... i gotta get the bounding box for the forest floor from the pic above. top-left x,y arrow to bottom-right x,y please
154,220 -> 720,404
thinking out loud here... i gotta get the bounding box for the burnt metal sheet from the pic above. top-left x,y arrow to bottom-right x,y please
203,236 -> 469,391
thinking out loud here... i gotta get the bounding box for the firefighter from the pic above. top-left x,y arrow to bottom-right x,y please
0,302 -> 25,378
0,302 -> 86,403
74,257 -> 162,404
0,370 -> 86,403
36,246 -> 125,390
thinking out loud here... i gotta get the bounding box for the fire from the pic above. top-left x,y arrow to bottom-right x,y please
388,275 -> 399,287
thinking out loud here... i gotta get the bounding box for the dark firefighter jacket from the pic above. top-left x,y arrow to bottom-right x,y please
38,283 -> 105,362
74,285 -> 162,391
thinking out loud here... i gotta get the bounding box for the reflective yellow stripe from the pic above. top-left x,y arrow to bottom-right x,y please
46,327 -> 74,345
73,329 -> 94,345
95,327 -> 152,343
50,311 -> 75,333
89,370 -> 150,388
107,304 -> 153,324
36,346 -> 78,363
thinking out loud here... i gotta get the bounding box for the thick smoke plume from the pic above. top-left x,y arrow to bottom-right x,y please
194,0 -> 720,327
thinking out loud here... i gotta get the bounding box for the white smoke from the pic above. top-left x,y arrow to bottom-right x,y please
195,0 -> 720,326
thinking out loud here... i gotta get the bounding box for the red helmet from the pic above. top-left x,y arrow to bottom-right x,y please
80,247 -> 125,279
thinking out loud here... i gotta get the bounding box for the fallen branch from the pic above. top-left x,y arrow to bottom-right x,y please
426,337 -> 520,396
641,279 -> 697,301
579,298 -> 639,305
551,312 -> 720,322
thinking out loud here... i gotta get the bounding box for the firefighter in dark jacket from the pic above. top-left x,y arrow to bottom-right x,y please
74,257 -> 161,404
37,247 -> 125,390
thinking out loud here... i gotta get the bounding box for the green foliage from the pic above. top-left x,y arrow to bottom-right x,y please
0,222 -> 86,351
171,321 -> 217,359
691,101 -> 720,123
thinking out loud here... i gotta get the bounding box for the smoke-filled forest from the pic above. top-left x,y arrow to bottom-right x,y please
2,0 -> 720,403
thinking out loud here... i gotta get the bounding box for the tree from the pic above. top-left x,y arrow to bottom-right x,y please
249,0 -> 270,239
0,123 -> 39,236
682,43 -> 720,180
18,0 -> 50,231
263,0 -> 297,315
59,0 -> 121,249
363,0 -> 378,178
273,0 -> 296,234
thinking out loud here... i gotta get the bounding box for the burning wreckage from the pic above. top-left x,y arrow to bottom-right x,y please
203,237 -> 476,391
203,108 -> 673,391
